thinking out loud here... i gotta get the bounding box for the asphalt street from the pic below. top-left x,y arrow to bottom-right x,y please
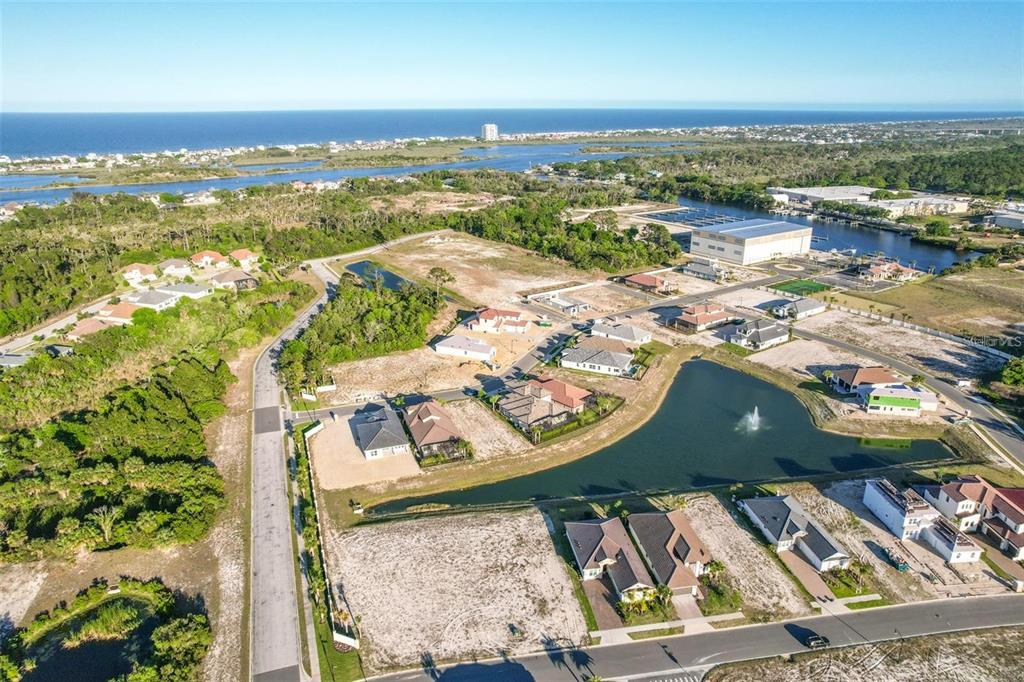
370,595 -> 1024,682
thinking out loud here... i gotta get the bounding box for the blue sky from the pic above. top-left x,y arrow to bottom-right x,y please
2,1 -> 1022,112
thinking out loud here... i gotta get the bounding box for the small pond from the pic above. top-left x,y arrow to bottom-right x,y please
344,260 -> 409,291
377,360 -> 952,512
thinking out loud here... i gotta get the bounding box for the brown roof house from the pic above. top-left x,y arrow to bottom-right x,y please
67,317 -> 114,342
565,517 -> 655,602
497,378 -> 591,433
830,366 -> 901,396
402,401 -> 463,458
623,273 -> 670,293
673,302 -> 730,332
628,511 -> 712,597
923,474 -> 1024,561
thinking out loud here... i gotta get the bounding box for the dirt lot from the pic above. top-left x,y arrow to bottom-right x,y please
822,479 -> 1005,598
655,270 -> 723,297
797,310 -> 1005,380
569,202 -> 676,230
857,268 -> 1024,341
324,510 -> 587,672
714,287 -> 787,312
0,564 -> 46,632
683,493 -> 811,619
308,414 -> 421,491
325,347 -> 489,402
367,190 -> 503,214
445,398 -> 531,460
706,626 -> 1024,682
777,481 -> 932,603
377,232 -> 603,307
568,282 -> 649,315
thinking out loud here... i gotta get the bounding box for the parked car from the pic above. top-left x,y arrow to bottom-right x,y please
806,634 -> 830,649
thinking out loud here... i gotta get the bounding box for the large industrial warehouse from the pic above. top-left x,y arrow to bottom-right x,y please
688,218 -> 813,265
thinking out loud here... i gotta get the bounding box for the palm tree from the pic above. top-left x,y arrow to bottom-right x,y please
88,505 -> 121,544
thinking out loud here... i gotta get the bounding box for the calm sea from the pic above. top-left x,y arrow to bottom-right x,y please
0,108 -> 1012,158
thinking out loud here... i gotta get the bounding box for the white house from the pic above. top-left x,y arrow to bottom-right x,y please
739,495 -> 850,572
863,479 -> 941,540
863,385 -> 931,417
158,258 -> 193,278
190,250 -> 228,268
122,263 -> 157,285
466,308 -> 531,334
590,321 -> 652,346
923,518 -> 983,564
353,405 -> 411,460
771,297 -> 826,320
229,248 -> 259,269
729,319 -> 788,351
124,290 -> 180,311
156,283 -> 213,300
432,335 -> 497,362
923,475 -> 1024,561
560,336 -> 634,377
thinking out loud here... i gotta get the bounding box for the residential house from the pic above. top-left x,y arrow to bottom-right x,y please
353,404 -> 411,460
739,495 -> 850,572
922,518 -> 982,564
680,260 -> 724,282
433,335 -> 497,363
211,269 -> 259,291
590,321 -> 652,346
772,297 -> 826,320
830,366 -> 901,396
156,283 -> 213,300
402,401 -> 462,457
44,344 -> 75,358
466,308 -> 531,334
560,336 -> 634,377
98,301 -> 142,325
542,294 -> 592,317
158,258 -> 193,278
857,260 -> 919,283
863,385 -> 933,417
729,319 -> 788,351
122,263 -> 157,285
125,290 -> 180,311
923,475 -> 1024,560
67,317 -> 114,341
863,479 -> 941,540
673,302 -> 730,332
628,510 -> 711,597
623,273 -> 669,293
497,377 -> 591,432
565,517 -> 655,602
190,250 -> 228,268
229,248 -> 259,269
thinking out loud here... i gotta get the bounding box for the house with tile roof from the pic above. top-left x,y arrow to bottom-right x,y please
67,317 -> 115,341
402,401 -> 463,457
98,301 -> 142,325
830,366 -> 901,395
190,250 -> 228,268
565,517 -> 655,602
628,510 -> 711,597
672,302 -> 730,332
739,495 -> 850,572
497,377 -> 591,432
122,263 -> 157,285
354,404 -> 411,460
623,273 -> 669,293
923,475 -> 1024,560
229,248 -> 259,269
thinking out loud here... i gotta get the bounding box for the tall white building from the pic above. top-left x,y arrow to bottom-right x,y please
480,123 -> 499,141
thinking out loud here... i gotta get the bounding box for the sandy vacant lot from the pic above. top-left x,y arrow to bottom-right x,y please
308,414 -> 421,491
684,494 -> 811,619
797,310 -> 1005,380
779,481 -> 931,603
706,626 -> 1024,682
325,510 -> 587,672
568,282 -> 649,315
367,190 -> 502,214
714,287 -> 787,312
446,398 -> 531,460
326,347 -> 486,402
0,564 -> 46,632
658,270 -> 723,297
750,338 -> 872,381
378,232 -> 601,307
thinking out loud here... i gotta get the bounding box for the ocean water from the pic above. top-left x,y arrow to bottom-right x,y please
1,108 -> 1011,158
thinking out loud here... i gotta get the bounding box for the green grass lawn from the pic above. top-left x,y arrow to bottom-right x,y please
628,626 -> 684,640
845,597 -> 892,610
774,279 -> 831,296
719,342 -> 754,357
980,551 -> 1015,582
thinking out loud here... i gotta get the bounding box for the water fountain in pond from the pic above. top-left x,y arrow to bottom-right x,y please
738,405 -> 763,433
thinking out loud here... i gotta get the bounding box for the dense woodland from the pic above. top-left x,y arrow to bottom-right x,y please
279,278 -> 443,392
0,280 -> 312,429
0,356 -> 231,562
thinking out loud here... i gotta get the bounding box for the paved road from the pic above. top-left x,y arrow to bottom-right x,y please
794,327 -> 1024,468
370,595 -> 1024,682
250,234 -> 431,682
0,295 -> 115,354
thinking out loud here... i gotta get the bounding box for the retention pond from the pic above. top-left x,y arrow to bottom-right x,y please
377,360 -> 953,512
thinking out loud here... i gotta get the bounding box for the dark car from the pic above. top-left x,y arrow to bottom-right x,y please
806,634 -> 831,649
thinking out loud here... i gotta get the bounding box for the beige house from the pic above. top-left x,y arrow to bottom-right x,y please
628,510 -> 711,597
565,517 -> 655,602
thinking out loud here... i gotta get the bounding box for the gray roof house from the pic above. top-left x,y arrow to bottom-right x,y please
561,336 -> 634,377
729,319 -> 788,350
565,517 -> 655,601
156,282 -> 213,299
771,297 -> 826,320
628,510 -> 711,597
124,289 -> 180,310
680,260 -> 724,282
353,404 -> 411,460
739,495 -> 850,572
590,321 -> 652,347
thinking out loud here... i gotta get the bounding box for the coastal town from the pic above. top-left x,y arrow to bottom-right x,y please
1,1 -> 1023,672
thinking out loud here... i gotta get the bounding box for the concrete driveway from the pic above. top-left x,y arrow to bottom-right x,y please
778,549 -> 833,603
671,593 -> 702,620
582,575 -> 623,631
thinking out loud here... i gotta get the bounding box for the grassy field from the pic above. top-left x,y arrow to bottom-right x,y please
855,268 -> 1024,343
773,278 -> 831,295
